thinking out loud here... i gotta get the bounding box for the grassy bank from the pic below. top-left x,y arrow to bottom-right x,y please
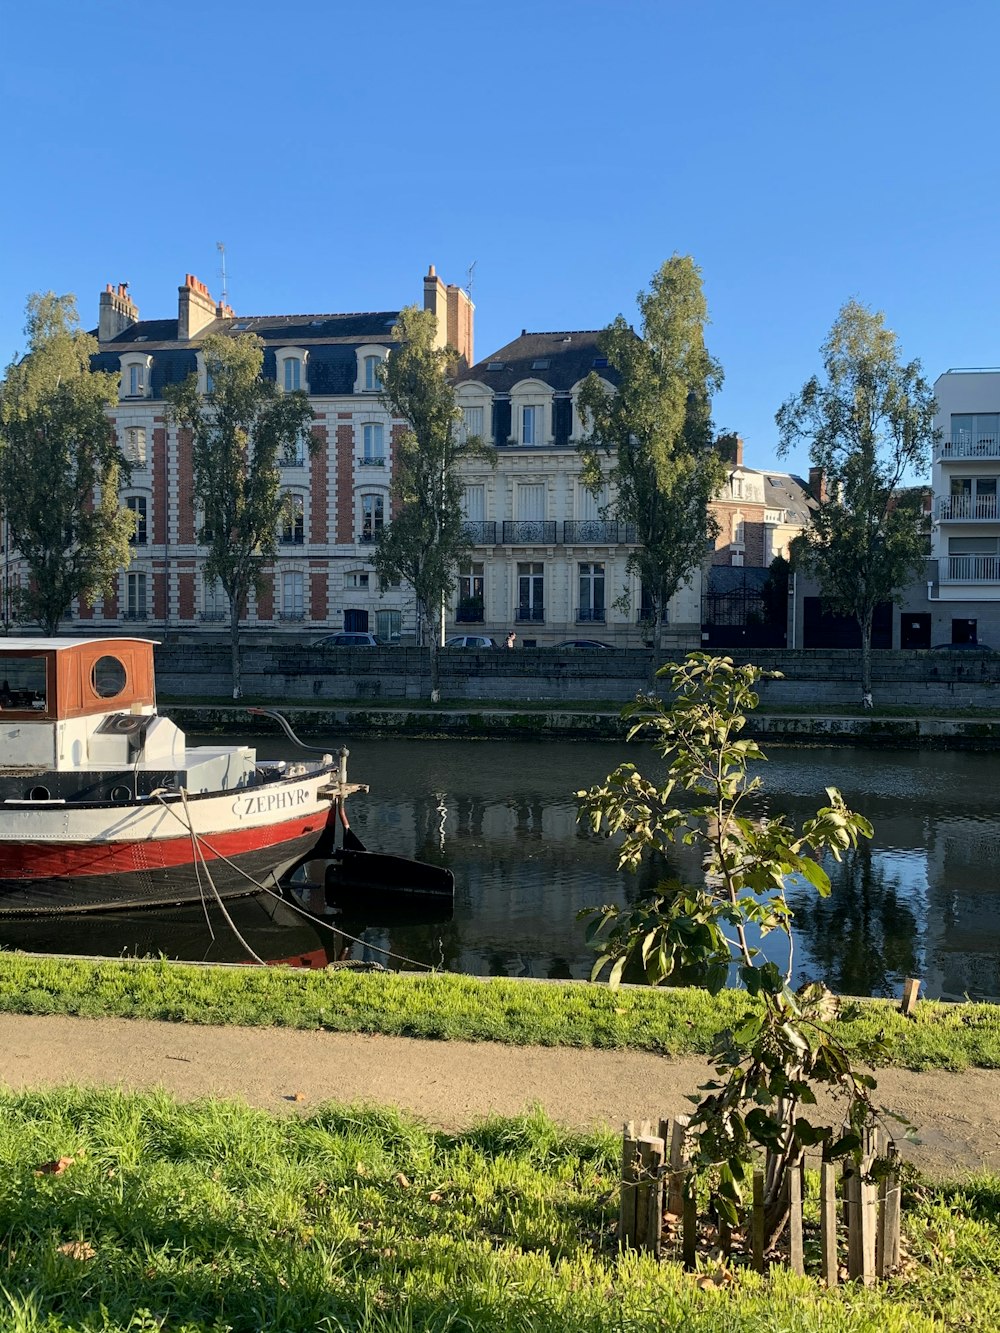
0,1087 -> 995,1332
1,954 -> 998,1071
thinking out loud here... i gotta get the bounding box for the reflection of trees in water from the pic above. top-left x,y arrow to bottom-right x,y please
787,844 -> 921,997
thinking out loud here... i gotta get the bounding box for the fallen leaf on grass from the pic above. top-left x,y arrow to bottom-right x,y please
287,1092 -> 307,1103
58,1241 -> 96,1261
429,1192 -> 444,1204
395,1173 -> 410,1189
34,1157 -> 75,1176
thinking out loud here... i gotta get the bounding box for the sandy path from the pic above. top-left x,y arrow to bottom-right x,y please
2,1014 -> 998,1179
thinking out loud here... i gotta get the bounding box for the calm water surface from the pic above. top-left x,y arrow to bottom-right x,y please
3,736 -> 999,1001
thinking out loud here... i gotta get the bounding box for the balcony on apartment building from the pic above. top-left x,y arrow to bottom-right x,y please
937,494 -> 1000,521
458,519 -> 638,546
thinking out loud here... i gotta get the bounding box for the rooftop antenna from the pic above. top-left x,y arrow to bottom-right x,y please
465,260 -> 477,299
217,241 -> 228,305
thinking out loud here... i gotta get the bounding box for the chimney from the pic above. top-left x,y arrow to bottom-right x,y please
446,281 -> 475,369
809,466 -> 828,503
423,264 -> 448,351
178,273 -> 218,341
98,282 -> 139,342
715,432 -> 744,466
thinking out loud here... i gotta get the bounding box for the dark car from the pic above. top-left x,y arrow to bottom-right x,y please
313,632 -> 382,648
931,641 -> 993,651
551,639 -> 614,650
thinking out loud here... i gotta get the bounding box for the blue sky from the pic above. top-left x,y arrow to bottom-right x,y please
1,0 -> 996,477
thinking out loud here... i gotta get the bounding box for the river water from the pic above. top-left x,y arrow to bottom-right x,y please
3,736 -> 999,1001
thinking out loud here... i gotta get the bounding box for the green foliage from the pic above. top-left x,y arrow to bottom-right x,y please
776,301 -> 937,697
0,1087 -> 993,1331
165,334 -> 314,696
579,653 -> 885,1244
0,293 -> 133,633
577,257 -> 726,645
373,307 -> 493,696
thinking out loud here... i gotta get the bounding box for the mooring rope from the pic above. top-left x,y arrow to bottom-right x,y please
150,789 -> 435,972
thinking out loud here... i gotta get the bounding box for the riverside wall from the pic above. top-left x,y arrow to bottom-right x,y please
153,643 -> 1000,710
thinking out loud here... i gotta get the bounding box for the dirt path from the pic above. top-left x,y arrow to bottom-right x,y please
2,1013 -> 998,1179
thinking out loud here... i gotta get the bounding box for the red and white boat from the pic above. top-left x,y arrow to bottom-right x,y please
0,637 -> 344,915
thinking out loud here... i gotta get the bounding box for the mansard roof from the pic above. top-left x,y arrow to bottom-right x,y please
456,330 -> 619,395
94,311 -> 400,350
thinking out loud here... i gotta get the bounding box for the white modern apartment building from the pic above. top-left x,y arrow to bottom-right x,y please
930,369 -> 1000,643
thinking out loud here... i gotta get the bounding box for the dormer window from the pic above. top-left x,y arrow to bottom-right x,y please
120,353 -> 152,400
364,355 -> 381,391
509,378 -> 551,446
354,345 -> 389,395
276,348 -> 308,394
522,406 -> 538,446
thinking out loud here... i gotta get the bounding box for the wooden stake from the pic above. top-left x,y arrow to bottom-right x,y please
900,976 -> 922,1017
636,1135 -> 665,1256
820,1155 -> 839,1287
682,1172 -> 698,1270
620,1127 -> 638,1250
751,1169 -> 765,1273
877,1144 -> 901,1277
788,1158 -> 805,1276
667,1115 -> 691,1217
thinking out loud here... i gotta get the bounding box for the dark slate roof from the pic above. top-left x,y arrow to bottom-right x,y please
744,470 -> 816,524
456,330 -> 618,394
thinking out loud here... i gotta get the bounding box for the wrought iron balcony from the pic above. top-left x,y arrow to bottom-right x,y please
937,495 -> 999,520
358,454 -> 386,467
576,607 -> 606,623
460,521 -> 498,544
279,534 -> 305,545
358,531 -> 380,544
515,605 -> 545,623
455,599 -> 485,624
502,521 -> 557,544
563,520 -> 636,544
201,610 -> 228,622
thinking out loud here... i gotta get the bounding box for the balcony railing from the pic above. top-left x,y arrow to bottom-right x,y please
279,534 -> 305,545
455,600 -> 485,623
577,607 -> 606,623
940,436 -> 1000,460
460,521 -> 498,544
502,521 -> 557,544
515,605 -> 545,623
943,555 -> 1000,582
937,495 -> 999,520
563,520 -> 636,543
358,455 -> 386,467
358,531 -> 380,544
201,610 -> 228,622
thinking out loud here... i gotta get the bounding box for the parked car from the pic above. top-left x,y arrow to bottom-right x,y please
444,634 -> 499,649
931,641 -> 993,651
551,639 -> 614,650
313,632 -> 382,648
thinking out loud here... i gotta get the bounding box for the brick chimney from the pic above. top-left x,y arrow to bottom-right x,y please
716,432 -> 744,466
422,264 -> 474,368
809,466 -> 828,503
178,274 -> 217,341
98,282 -> 139,342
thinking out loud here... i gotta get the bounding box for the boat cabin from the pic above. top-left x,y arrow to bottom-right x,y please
0,638 -> 256,799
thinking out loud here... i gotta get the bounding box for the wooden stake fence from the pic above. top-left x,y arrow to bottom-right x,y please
620,1116 -> 901,1283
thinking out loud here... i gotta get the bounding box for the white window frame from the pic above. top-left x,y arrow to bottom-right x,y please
354,345 -> 388,394
279,493 -> 305,545
120,354 -> 152,401
276,347 -> 309,394
281,570 -> 304,621
361,422 -> 385,464
121,425 -> 147,465
126,571 -> 148,621
360,492 -> 385,543
126,495 -> 148,545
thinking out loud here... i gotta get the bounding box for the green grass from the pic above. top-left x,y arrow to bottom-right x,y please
0,954 -> 997,1072
0,1087 -> 994,1332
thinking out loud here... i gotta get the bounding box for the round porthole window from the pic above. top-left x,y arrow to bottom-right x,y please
92,656 -> 127,699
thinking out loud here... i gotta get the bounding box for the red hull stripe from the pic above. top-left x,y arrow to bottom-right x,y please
0,812 -> 325,880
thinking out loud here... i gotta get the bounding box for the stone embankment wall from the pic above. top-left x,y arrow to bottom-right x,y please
152,643 -> 1000,709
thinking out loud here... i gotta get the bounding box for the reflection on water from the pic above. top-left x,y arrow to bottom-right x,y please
3,736 -> 1000,1001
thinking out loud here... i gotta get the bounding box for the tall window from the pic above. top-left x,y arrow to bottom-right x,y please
462,485 -> 485,520
126,572 -> 147,620
522,405 -> 537,445
364,355 -> 381,391
282,571 -> 304,620
204,577 -> 227,621
361,494 -> 384,542
128,364 -> 145,397
280,495 -> 304,544
951,414 -> 1000,453
517,561 -> 544,622
457,561 -> 484,622
362,423 -> 385,463
283,357 -> 301,391
463,406 -> 484,441
376,609 -> 401,643
578,562 -> 605,623
282,431 -> 307,466
123,426 -> 146,465
578,485 -> 605,520
126,496 -> 147,545
516,484 -> 545,520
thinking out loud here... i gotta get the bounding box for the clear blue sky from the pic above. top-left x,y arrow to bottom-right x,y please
1,0 -> 996,477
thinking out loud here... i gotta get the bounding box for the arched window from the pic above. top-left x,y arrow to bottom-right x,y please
280,494 -> 305,545
364,355 -> 381,391
360,493 -> 384,543
125,496 -> 148,545
284,357 -> 301,391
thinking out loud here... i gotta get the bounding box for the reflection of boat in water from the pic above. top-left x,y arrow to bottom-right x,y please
0,638 -> 347,914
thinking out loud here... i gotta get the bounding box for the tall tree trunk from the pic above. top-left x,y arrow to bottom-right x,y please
230,595 -> 243,700
860,610 -> 873,706
429,638 -> 440,703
